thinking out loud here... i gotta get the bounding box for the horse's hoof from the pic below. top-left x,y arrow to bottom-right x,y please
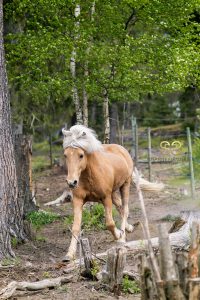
126,224 -> 134,233
62,255 -> 73,262
116,237 -> 126,244
116,230 -> 126,243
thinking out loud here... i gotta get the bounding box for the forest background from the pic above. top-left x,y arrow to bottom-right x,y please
3,0 -> 200,142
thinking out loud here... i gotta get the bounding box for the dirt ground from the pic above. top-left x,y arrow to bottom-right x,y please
0,162 -> 199,300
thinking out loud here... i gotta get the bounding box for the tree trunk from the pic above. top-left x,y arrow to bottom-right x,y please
82,66 -> 88,127
14,134 -> 37,215
110,103 -> 118,143
82,2 -> 95,127
70,4 -> 83,124
0,1 -> 26,260
103,91 -> 110,143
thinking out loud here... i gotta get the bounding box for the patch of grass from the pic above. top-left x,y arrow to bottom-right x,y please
57,285 -> 68,293
122,276 -> 140,294
26,210 -> 59,230
11,237 -> 18,248
161,214 -> 180,222
36,235 -> 47,242
1,257 -> 21,267
32,155 -> 50,172
82,204 -> 106,230
43,271 -> 50,278
64,204 -> 117,231
63,215 -> 73,227
91,260 -> 100,278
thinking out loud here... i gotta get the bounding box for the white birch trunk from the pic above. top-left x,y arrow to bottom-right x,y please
70,4 -> 83,124
82,2 -> 95,127
103,91 -> 110,143
82,66 -> 88,127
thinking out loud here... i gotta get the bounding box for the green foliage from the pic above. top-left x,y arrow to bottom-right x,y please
32,155 -> 50,173
1,257 -> 21,267
4,0 -> 200,133
122,275 -> 140,294
64,204 -> 117,230
91,260 -> 100,277
82,204 -> 106,230
35,235 -> 47,242
26,210 -> 59,230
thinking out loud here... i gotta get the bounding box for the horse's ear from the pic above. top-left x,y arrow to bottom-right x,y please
62,128 -> 71,137
82,131 -> 86,136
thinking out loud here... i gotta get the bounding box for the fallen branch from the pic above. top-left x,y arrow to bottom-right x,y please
44,189 -> 72,206
0,275 -> 73,299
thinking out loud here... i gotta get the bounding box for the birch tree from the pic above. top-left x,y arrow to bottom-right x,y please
70,3 -> 83,124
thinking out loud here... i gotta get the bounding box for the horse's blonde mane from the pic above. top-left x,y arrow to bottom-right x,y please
62,125 -> 103,153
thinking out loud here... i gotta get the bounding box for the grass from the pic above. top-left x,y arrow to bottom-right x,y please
64,204 -> 117,230
1,257 -> 21,267
122,276 -> 140,294
32,140 -> 62,173
161,214 -> 181,222
26,210 -> 59,230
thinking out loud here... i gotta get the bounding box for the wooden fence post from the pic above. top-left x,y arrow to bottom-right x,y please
147,127 -> 152,182
158,224 -> 185,300
186,127 -> 195,199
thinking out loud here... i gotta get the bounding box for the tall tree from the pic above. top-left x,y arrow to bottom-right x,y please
0,0 -> 25,260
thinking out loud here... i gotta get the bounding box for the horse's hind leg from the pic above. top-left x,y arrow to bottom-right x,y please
112,191 -> 133,234
118,179 -> 133,242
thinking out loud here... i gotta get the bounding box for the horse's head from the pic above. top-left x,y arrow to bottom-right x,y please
64,147 -> 87,189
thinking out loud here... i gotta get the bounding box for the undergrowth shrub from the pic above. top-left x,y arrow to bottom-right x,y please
122,275 -> 140,294
27,210 -> 59,230
64,204 -> 117,230
192,138 -> 200,178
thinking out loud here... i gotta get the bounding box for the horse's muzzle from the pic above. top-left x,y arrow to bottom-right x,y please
67,180 -> 78,189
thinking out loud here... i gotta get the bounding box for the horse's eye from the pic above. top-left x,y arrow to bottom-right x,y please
80,154 -> 84,159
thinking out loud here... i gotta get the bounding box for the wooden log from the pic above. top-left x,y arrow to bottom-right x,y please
103,246 -> 127,294
158,224 -> 185,300
0,275 -> 73,299
188,278 -> 200,300
44,189 -> 72,206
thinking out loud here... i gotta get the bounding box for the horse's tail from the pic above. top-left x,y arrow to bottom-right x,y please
132,168 -> 164,192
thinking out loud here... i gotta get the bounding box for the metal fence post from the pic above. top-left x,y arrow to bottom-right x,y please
187,127 -> 195,199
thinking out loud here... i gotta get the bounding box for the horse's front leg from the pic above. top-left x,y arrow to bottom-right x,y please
103,196 -> 122,240
62,197 -> 83,262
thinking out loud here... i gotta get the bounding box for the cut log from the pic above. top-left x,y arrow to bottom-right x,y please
44,189 -> 72,206
80,238 -> 93,276
0,275 -> 73,299
188,278 -> 200,300
102,246 -> 127,294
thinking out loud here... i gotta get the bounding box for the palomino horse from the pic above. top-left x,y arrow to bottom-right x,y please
62,125 -> 163,261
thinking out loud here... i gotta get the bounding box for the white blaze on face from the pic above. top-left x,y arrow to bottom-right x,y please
64,147 -> 86,188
